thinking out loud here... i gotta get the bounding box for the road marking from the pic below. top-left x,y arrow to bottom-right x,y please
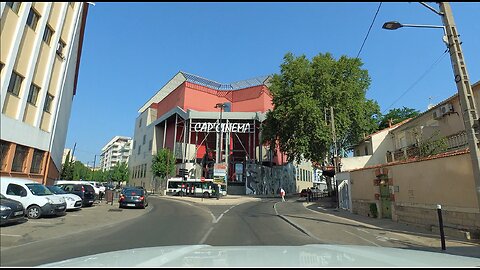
199,227 -> 214,244
356,228 -> 370,234
317,207 -> 328,211
213,204 -> 237,223
68,214 -> 82,217
343,230 -> 381,247
25,221 -> 52,224
0,234 -> 22,237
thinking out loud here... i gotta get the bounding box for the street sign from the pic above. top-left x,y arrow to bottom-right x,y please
214,163 -> 227,177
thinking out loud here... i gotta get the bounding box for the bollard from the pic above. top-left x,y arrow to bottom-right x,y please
437,204 -> 446,251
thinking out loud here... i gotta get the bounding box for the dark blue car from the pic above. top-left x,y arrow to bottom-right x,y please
0,193 -> 26,226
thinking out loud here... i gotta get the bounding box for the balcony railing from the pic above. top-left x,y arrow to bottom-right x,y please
446,131 -> 468,151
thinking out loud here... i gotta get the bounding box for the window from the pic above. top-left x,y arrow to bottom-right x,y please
143,134 -> 146,145
7,71 -> 23,96
6,184 -> 26,196
137,145 -> 141,155
6,2 -> 21,14
30,149 -> 45,174
364,146 -> 368,156
43,25 -> 54,45
69,2 -> 75,8
57,39 -> 66,57
26,8 -> 40,31
43,93 -> 54,113
133,140 -> 136,150
138,118 -> 142,128
149,139 -> 152,151
12,145 -> 28,172
0,141 -> 11,171
27,84 -> 40,105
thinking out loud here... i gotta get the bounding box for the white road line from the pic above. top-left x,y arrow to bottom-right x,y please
273,202 -> 280,215
344,230 -> 382,247
0,234 -> 22,237
199,227 -> 214,245
213,204 -> 237,223
25,221 -> 52,224
356,228 -> 370,234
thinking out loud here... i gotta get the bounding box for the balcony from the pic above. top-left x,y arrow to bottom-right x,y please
446,131 -> 468,151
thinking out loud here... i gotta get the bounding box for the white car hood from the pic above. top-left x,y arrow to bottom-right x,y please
47,195 -> 65,204
58,193 -> 81,201
39,245 -> 480,267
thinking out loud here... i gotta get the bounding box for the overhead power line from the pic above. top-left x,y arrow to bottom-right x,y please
382,50 -> 448,114
356,2 -> 383,59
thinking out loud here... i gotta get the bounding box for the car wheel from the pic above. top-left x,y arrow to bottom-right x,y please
26,205 -> 42,219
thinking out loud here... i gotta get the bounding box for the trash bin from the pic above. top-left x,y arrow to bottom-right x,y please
106,189 -> 114,205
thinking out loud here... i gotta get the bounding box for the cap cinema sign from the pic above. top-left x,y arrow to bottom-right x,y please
193,122 -> 252,133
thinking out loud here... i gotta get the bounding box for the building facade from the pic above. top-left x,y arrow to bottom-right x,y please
0,2 -> 89,184
61,148 -> 76,164
130,71 -> 315,194
100,136 -> 132,171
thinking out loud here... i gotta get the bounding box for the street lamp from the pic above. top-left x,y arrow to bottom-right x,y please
382,3 -> 480,210
215,103 -> 227,164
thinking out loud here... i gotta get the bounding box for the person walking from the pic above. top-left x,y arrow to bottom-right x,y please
280,187 -> 286,202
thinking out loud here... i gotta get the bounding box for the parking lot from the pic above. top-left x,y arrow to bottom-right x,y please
0,199 -> 152,250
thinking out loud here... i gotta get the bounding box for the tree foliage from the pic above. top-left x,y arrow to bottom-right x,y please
151,148 -> 176,180
262,52 -> 380,163
377,107 -> 420,130
110,162 -> 129,183
60,151 -> 74,180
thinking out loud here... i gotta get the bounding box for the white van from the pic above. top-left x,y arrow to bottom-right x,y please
0,177 -> 66,219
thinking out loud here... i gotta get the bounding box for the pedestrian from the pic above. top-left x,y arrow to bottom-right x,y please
280,187 -> 286,202
307,187 -> 312,202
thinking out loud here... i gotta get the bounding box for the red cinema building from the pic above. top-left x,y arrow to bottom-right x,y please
130,71 -> 289,194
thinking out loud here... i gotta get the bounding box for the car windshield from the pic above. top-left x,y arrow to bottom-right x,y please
25,184 -> 54,196
46,186 -> 67,195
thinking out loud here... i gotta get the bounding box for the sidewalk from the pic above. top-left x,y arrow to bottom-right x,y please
150,193 -> 261,205
297,197 -> 480,258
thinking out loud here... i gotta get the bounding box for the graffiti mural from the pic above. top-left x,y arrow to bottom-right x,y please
245,162 -> 296,195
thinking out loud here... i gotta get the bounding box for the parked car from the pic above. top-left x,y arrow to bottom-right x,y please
55,180 -> 99,197
0,177 -> 66,219
0,193 -> 26,226
119,188 -> 148,209
55,183 -> 95,207
46,186 -> 82,211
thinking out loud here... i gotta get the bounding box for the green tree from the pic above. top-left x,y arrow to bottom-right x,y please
378,107 -> 420,130
151,148 -> 176,192
263,52 -> 380,164
60,151 -> 74,180
111,162 -> 129,184
72,161 -> 91,180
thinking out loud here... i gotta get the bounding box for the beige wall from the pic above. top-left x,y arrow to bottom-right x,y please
350,151 -> 479,236
2,94 -> 21,118
0,7 -> 21,64
22,103 -> 37,125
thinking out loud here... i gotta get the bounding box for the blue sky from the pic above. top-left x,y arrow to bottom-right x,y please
66,2 -> 480,164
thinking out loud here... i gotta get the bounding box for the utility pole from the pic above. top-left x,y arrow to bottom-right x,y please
330,106 -> 339,209
92,154 -> 96,180
439,2 -> 480,210
71,142 -> 76,163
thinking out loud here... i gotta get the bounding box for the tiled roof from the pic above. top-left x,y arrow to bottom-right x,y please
180,71 -> 270,91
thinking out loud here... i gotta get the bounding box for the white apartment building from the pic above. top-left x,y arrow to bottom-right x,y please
0,2 -> 89,184
100,136 -> 132,171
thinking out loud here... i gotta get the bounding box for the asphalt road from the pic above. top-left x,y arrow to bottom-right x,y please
1,196 -> 479,266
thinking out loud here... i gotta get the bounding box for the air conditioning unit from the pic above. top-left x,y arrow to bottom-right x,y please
432,108 -> 442,120
433,103 -> 454,119
440,103 -> 454,115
